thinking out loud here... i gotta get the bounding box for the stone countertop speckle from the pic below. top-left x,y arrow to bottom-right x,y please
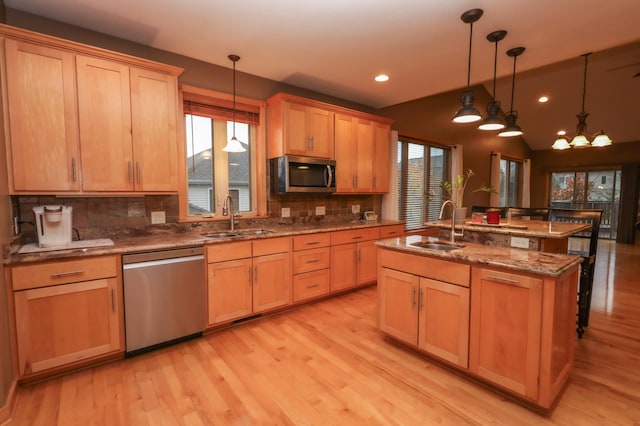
424,219 -> 590,239
4,220 -> 403,265
376,235 -> 582,277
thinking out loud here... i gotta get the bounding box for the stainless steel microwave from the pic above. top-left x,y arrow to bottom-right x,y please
271,155 -> 336,194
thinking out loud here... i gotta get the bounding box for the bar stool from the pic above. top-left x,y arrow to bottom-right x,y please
549,208 -> 602,338
505,207 -> 550,221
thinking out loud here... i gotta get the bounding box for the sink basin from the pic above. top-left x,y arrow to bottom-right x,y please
411,241 -> 464,251
203,228 -> 275,239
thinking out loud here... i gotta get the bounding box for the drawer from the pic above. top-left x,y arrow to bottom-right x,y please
293,233 -> 331,251
379,248 -> 470,287
11,255 -> 119,291
207,241 -> 252,263
253,237 -> 291,257
292,247 -> 331,274
293,269 -> 330,302
331,227 -> 380,245
379,224 -> 404,238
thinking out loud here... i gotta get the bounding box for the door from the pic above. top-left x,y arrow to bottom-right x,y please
331,243 -> 357,291
207,258 -> 252,325
76,55 -> 133,191
130,67 -> 179,191
378,268 -> 418,345
253,252 -> 291,313
373,122 -> 391,192
356,240 -> 378,285
418,278 -> 470,368
469,267 -> 542,400
14,278 -> 121,375
4,39 -> 80,191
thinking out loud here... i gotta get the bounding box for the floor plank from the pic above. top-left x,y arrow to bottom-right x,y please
7,239 -> 640,425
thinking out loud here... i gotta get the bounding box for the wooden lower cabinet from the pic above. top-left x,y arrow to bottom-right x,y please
11,256 -> 123,377
378,266 -> 470,368
207,238 -> 291,326
331,228 -> 380,291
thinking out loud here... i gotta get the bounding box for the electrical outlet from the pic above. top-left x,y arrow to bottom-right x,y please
281,207 -> 290,218
315,206 -> 326,216
510,236 -> 530,249
352,205 -> 360,214
151,211 -> 166,224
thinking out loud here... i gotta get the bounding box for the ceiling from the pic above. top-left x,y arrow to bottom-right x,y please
5,0 -> 640,151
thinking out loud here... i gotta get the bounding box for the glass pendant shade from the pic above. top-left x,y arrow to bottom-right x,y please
591,130 -> 612,147
570,133 -> 590,147
223,136 -> 245,153
498,112 -> 523,137
552,136 -> 571,150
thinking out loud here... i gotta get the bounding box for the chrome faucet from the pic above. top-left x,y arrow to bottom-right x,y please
222,195 -> 239,231
439,200 -> 464,243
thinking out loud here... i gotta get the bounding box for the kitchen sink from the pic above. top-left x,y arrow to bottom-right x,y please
202,228 -> 276,239
411,241 -> 465,251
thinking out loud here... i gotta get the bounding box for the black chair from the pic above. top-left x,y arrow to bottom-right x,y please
506,207 -> 550,221
470,206 -> 507,218
549,208 -> 602,338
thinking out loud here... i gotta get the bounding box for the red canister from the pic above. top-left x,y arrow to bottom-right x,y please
486,209 -> 500,224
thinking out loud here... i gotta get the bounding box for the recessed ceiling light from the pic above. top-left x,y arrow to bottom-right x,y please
374,74 -> 389,82
538,96 -> 549,103
557,130 -> 566,136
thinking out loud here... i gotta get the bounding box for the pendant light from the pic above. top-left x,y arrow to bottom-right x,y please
452,8 -> 483,124
478,30 -> 507,130
498,47 -> 525,137
553,53 -> 613,149
223,54 -> 246,153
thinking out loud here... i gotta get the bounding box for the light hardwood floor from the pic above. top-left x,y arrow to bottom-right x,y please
6,239 -> 640,425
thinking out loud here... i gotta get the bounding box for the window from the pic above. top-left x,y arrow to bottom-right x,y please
498,157 -> 522,207
397,137 -> 450,231
549,169 -> 621,238
180,86 -> 266,221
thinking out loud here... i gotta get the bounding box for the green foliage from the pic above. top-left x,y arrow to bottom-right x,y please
441,169 -> 497,206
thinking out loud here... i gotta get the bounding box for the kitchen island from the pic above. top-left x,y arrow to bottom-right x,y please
424,219 -> 590,253
376,235 -> 581,413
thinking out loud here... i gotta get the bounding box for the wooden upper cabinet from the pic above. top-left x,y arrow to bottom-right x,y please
1,26 -> 183,194
76,55 -> 134,191
3,39 -> 81,192
267,95 -> 334,159
373,121 -> 391,193
130,67 -> 179,192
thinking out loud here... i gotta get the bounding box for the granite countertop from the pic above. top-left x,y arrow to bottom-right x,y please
424,219 -> 590,239
376,235 -> 582,277
4,220 -> 403,265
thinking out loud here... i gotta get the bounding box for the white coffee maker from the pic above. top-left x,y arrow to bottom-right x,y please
33,205 -> 73,248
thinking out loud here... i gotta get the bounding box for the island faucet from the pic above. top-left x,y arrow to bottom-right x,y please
439,199 -> 464,243
222,195 -> 240,231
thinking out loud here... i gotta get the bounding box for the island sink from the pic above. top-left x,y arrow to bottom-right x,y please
203,229 -> 275,239
411,240 -> 465,251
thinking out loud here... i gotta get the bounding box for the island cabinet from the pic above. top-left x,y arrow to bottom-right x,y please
206,237 -> 292,326
1,25 -> 183,194
469,266 -> 578,408
330,227 -> 380,292
378,249 -> 471,368
9,255 -> 123,378
292,233 -> 332,302
334,113 -> 392,193
266,93 -> 334,159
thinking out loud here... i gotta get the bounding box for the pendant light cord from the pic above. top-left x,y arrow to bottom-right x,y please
491,38 -> 498,98
580,53 -> 591,114
466,21 -> 474,88
232,58 -> 237,138
509,54 -> 517,112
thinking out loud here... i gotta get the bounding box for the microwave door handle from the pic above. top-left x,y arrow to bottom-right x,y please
325,165 -> 333,188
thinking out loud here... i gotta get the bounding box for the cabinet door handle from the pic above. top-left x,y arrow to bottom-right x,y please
249,267 -> 253,284
356,248 -> 360,264
486,274 -> 520,284
412,287 -> 416,307
306,283 -> 320,289
111,288 -> 116,313
418,288 -> 423,311
71,158 -> 77,182
135,161 -> 141,184
254,265 -> 258,283
50,270 -> 85,279
352,176 -> 357,188
128,161 -> 133,184
373,176 -> 377,189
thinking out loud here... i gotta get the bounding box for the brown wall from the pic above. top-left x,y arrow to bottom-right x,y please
379,87 -> 532,208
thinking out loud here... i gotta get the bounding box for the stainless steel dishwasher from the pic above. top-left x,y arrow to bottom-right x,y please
123,246 -> 206,356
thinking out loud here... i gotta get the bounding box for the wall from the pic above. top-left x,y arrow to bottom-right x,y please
378,87 -> 532,208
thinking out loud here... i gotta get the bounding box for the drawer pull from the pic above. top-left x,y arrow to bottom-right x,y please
351,236 -> 363,240
306,258 -> 319,264
306,283 -> 320,288
486,274 -> 520,284
305,241 -> 321,246
50,270 -> 85,279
